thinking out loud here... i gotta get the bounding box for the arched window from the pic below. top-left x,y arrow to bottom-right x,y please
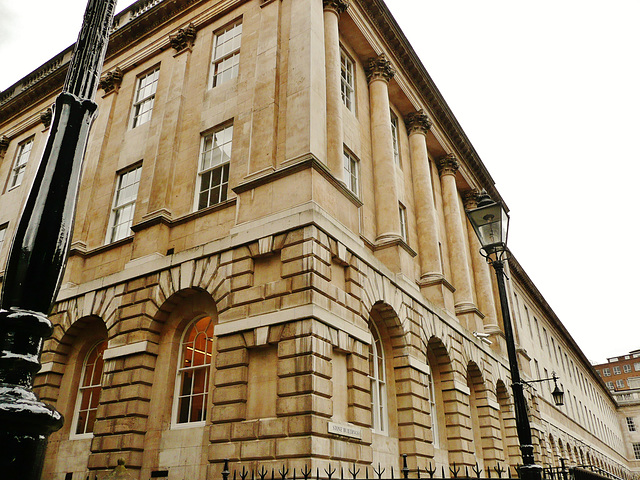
174,316 -> 214,425
368,321 -> 387,434
72,340 -> 107,436
428,368 -> 439,448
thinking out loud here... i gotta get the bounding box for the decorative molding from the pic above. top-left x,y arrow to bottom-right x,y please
40,107 -> 53,128
99,67 -> 123,94
372,235 -> 417,257
323,0 -> 349,15
259,0 -> 280,6
364,53 -> 395,83
405,109 -> 432,135
417,273 -> 455,293
169,23 -> 196,52
0,135 -> 9,155
437,153 -> 459,177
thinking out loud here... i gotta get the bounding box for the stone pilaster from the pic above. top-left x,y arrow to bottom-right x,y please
366,54 -> 401,244
394,362 -> 431,468
463,190 -> 500,335
437,154 -> 482,331
323,0 -> 349,181
406,111 -> 451,308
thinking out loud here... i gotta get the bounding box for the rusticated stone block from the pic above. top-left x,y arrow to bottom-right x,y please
209,423 -> 231,442
276,436 -> 331,458
278,374 -> 332,397
214,366 -> 248,386
211,403 -> 247,422
278,355 -> 332,379
208,442 -> 240,462
276,394 -> 332,417
231,420 -> 259,440
213,384 -> 248,404
216,349 -> 249,368
241,439 -> 276,459
259,417 -> 288,438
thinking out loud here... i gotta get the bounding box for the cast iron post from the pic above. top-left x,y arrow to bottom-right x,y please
0,0 -> 116,478
491,258 -> 542,480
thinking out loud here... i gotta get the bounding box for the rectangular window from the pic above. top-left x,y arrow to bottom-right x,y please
340,49 -> 355,111
399,203 -> 408,242
635,362 -> 640,371
624,364 -> 631,373
211,20 -> 242,88
390,111 -> 400,166
132,68 -> 160,128
0,223 -> 7,254
603,368 -> 611,377
613,366 -> 621,375
627,417 -> 636,432
197,125 -> 233,210
616,379 -> 625,389
633,443 -> 640,460
343,150 -> 359,196
9,137 -> 34,189
606,381 -> 613,390
107,165 -> 142,243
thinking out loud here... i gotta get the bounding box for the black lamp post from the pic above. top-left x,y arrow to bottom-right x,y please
466,192 -> 542,480
0,1 -> 115,478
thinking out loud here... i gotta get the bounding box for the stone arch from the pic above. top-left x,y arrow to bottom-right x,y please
548,434 -> 559,467
360,266 -> 406,323
38,315 -> 108,480
466,361 -> 495,469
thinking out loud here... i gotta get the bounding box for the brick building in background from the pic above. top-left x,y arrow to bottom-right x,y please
0,0 -> 637,479
594,351 -> 640,392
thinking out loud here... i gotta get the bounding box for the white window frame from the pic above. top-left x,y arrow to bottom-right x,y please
368,322 -> 387,434
0,223 -> 7,255
131,67 -> 160,128
70,341 -> 107,439
624,364 -> 631,373
399,203 -> 408,242
343,150 -> 359,197
635,362 -> 640,371
603,368 -> 611,377
9,137 -> 34,189
616,379 -> 625,389
211,20 -> 242,88
172,316 -> 215,427
606,381 -> 614,390
390,111 -> 400,166
340,48 -> 355,111
106,164 -> 142,243
196,124 -> 233,210
613,366 -> 621,375
428,368 -> 439,448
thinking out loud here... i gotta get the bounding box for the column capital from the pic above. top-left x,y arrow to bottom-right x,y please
463,189 -> 481,210
405,110 -> 432,135
169,23 -> 197,52
365,53 -> 395,83
99,67 -> 123,94
0,135 -> 10,155
323,0 -> 349,14
437,153 -> 459,177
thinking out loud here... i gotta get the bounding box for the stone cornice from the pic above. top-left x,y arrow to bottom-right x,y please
354,0 -> 506,211
405,110 -> 432,136
437,153 -> 459,177
365,53 -> 395,83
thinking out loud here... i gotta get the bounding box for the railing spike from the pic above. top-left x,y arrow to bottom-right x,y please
223,459 -> 230,480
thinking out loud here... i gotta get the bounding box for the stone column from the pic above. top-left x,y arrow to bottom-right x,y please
323,0 -> 349,181
366,54 -> 400,244
436,154 -> 481,330
406,111 -> 452,308
464,190 -> 500,333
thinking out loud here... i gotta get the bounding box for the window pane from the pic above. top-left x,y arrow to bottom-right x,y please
74,341 -> 106,435
108,165 -> 142,243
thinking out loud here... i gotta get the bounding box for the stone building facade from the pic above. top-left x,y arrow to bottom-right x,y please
0,0 -> 635,479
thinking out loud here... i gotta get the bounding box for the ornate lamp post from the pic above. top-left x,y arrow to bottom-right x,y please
0,1 -> 116,478
466,192 -> 543,480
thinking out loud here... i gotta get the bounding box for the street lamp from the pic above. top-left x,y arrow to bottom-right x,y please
466,192 -> 542,480
523,372 -> 565,407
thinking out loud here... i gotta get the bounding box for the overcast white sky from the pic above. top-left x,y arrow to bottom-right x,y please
1,0 -> 638,364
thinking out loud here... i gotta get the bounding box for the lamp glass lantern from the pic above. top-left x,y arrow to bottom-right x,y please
466,196 -> 510,254
552,378 -> 565,406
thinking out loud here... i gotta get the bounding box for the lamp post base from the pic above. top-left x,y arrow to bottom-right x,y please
519,463 -> 543,480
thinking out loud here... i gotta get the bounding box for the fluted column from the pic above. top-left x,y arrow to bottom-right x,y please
323,0 -> 349,181
464,190 -> 500,332
366,54 -> 400,243
437,154 -> 481,328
